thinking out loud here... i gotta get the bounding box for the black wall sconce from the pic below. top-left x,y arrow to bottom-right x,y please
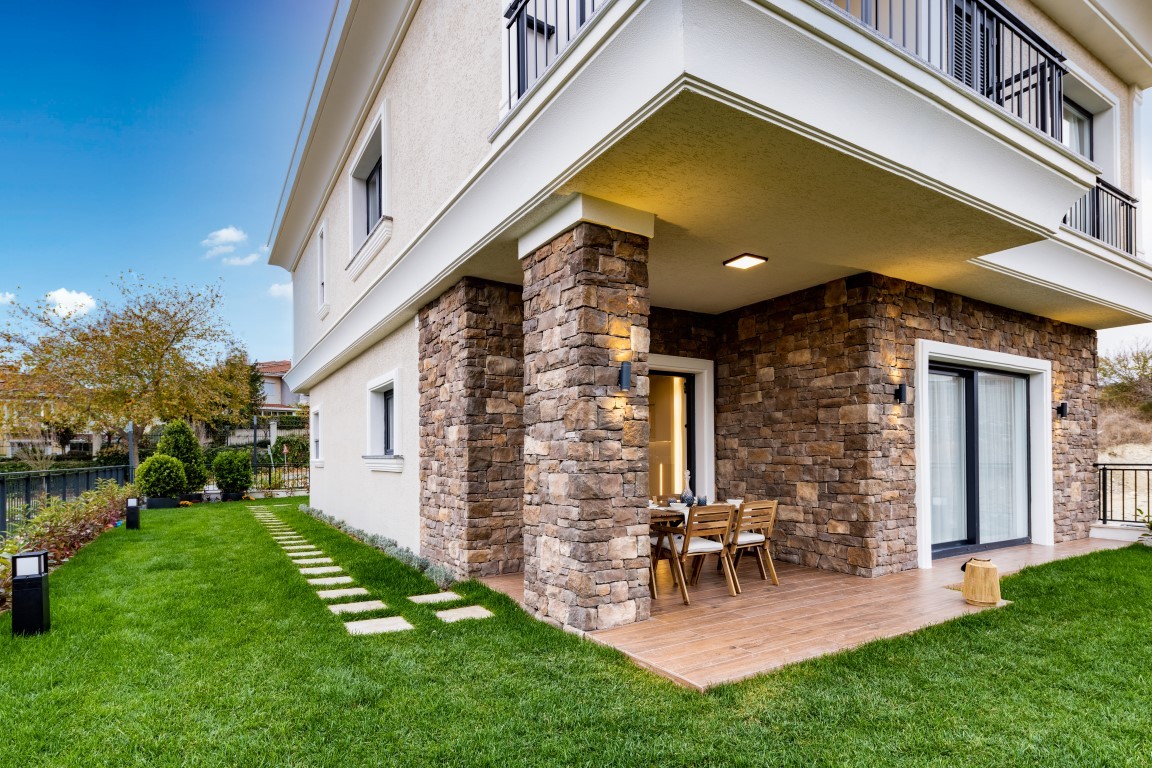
894,382 -> 908,404
1055,401 -> 1069,419
619,360 -> 632,392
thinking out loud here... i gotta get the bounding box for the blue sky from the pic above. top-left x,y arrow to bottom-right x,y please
0,0 -> 338,362
0,2 -> 1148,361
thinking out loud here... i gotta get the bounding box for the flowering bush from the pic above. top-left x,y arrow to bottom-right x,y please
0,480 -> 135,610
298,505 -> 456,589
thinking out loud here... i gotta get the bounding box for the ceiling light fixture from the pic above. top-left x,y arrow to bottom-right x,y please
724,253 -> 767,270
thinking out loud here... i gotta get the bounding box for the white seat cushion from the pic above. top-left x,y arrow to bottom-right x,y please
671,534 -> 725,555
735,531 -> 766,546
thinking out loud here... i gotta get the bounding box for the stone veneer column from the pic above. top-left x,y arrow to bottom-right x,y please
521,222 -> 651,632
418,278 -> 524,577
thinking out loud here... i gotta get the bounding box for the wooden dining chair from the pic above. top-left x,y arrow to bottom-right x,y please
657,504 -> 738,605
728,500 -> 780,593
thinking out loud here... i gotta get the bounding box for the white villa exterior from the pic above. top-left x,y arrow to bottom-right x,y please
270,0 -> 1152,632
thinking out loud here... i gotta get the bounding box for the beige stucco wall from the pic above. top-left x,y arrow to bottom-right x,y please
308,319 -> 422,551
293,0 -> 503,359
1003,0 -> 1137,191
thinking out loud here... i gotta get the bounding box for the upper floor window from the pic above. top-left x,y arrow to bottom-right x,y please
316,225 -> 328,313
347,103 -> 392,277
365,158 -> 383,236
1062,99 -> 1093,160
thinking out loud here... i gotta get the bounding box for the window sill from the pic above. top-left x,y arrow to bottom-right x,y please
311,460 -> 325,469
316,302 -> 330,320
348,216 -> 393,282
363,454 -> 403,473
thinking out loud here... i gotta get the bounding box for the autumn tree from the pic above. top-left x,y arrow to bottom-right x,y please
1100,340 -> 1152,414
0,276 -> 253,466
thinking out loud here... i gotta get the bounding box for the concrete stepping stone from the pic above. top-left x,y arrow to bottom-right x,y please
300,565 -> 343,575
282,544 -> 314,550
436,605 -> 495,623
328,600 -> 387,615
344,616 -> 413,635
286,551 -> 325,559
408,591 -> 463,604
293,557 -> 333,566
317,587 -> 369,599
273,536 -> 305,541
308,576 -> 353,585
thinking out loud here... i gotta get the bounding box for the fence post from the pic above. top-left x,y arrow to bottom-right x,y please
1099,465 -> 1107,524
0,475 -> 6,537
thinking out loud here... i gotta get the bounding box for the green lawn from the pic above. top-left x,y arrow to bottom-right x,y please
2,501 -> 1150,767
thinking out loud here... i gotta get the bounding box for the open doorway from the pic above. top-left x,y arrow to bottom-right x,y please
649,371 -> 695,502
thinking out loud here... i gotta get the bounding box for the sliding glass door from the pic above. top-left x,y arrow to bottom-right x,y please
928,365 -> 1030,556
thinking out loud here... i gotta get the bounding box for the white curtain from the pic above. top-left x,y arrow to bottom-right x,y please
929,373 -> 967,545
977,373 -> 1029,543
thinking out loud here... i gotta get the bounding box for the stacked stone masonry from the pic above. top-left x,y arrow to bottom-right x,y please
651,273 -> 1097,577
521,222 -> 652,632
417,278 -> 525,578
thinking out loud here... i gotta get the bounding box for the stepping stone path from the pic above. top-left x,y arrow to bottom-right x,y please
251,508 -> 494,634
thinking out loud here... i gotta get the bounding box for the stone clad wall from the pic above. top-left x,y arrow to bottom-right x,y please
417,278 -> 524,577
652,273 -> 1098,576
521,222 -> 652,632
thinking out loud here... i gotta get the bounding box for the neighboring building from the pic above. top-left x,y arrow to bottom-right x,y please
256,360 -> 306,416
270,0 -> 1152,632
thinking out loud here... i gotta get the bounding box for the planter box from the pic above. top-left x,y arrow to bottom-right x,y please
179,493 -> 204,503
221,492 -> 244,502
146,497 -> 178,509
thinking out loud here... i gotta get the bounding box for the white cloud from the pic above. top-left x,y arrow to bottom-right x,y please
268,282 -> 293,299
223,253 -> 261,267
201,226 -> 247,248
46,288 -> 96,318
0,291 -> 14,305
205,245 -> 236,258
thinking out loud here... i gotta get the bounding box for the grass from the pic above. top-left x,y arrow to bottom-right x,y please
2,500 -> 1150,767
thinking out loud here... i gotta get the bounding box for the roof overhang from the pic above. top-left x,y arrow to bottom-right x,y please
1030,0 -> 1152,88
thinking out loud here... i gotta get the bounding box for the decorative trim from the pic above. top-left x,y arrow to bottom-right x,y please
913,340 -> 1054,570
316,302 -> 331,320
518,194 -> 655,258
362,455 -> 404,473
348,216 -> 394,281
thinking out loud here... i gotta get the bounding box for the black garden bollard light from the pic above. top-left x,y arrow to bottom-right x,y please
9,550 -> 50,637
126,497 -> 140,530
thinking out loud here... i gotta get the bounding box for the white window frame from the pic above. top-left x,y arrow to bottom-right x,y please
310,407 -> 323,467
316,222 -> 329,319
363,369 -> 403,473
649,354 -> 715,501
346,102 -> 392,281
913,340 -> 1054,569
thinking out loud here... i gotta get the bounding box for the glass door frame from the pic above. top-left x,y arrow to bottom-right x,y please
929,362 -> 1032,559
650,370 -> 695,497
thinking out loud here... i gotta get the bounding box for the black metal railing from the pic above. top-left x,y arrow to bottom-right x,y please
1097,464 -> 1152,525
824,0 -> 1065,140
504,0 -> 605,109
249,463 -> 310,493
1064,179 -> 1139,255
0,465 -> 130,538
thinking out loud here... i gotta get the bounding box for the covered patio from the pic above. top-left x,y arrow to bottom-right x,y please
482,537 -> 1129,690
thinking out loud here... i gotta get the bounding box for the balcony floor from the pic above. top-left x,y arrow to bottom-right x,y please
480,537 -> 1129,691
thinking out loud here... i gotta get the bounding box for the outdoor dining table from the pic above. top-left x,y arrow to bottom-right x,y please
649,506 -> 690,599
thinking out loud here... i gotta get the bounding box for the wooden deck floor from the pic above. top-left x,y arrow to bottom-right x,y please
480,538 -> 1129,690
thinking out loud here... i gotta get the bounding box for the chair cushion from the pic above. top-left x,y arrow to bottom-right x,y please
735,531 -> 766,546
671,534 -> 725,555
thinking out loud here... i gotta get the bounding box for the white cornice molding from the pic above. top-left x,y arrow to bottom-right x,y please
517,195 -> 655,258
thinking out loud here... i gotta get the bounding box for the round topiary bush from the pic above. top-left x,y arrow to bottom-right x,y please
135,455 -> 187,499
156,420 -> 208,492
213,450 -> 253,495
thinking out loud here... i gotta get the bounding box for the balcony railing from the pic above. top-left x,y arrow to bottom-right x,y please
504,0 -> 606,110
824,0 -> 1065,141
1064,179 -> 1139,256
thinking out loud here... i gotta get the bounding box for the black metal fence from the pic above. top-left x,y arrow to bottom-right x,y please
825,0 -> 1065,140
1064,179 -> 1139,256
1097,464 -> 1152,525
249,463 -> 310,493
504,0 -> 605,108
0,465 -> 130,538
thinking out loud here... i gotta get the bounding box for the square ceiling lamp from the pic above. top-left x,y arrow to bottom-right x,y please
723,253 -> 767,270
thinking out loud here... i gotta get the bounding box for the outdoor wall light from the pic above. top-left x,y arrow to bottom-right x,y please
9,550 -> 50,636
126,497 -> 140,530
1055,401 -> 1069,419
894,382 -> 908,404
619,360 -> 632,391
723,253 -> 767,270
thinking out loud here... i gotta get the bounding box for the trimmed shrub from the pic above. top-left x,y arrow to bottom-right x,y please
156,420 -> 208,492
95,446 -> 129,467
135,455 -> 186,499
213,450 -> 253,494
271,436 -> 309,465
